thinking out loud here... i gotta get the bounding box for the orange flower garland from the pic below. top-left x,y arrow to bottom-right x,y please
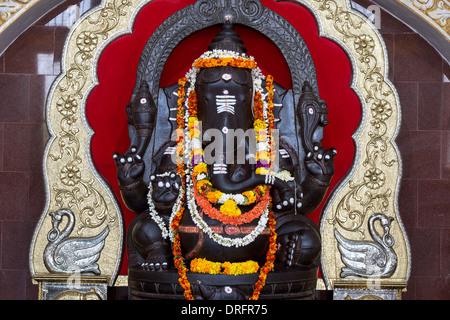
171,77 -> 193,300
193,57 -> 257,70
171,209 -> 194,300
193,160 -> 268,207
190,258 -> 260,275
250,206 -> 277,300
193,180 -> 271,226
265,76 -> 276,168
170,51 -> 279,301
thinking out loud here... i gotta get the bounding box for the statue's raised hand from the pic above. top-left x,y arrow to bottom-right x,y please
269,177 -> 303,212
305,143 -> 336,180
150,172 -> 181,205
113,146 -> 145,186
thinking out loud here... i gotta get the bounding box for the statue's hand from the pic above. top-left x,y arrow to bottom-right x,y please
113,146 -> 145,187
272,180 -> 303,212
305,143 -> 336,179
150,172 -> 181,204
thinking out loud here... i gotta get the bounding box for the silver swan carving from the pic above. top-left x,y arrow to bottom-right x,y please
334,213 -> 398,278
44,209 -> 109,275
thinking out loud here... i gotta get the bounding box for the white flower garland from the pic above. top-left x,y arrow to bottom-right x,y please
146,173 -> 184,241
145,49 -> 284,246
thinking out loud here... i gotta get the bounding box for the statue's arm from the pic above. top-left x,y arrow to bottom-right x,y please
113,81 -> 157,213
293,81 -> 337,214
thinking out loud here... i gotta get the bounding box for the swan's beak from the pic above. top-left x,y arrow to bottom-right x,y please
49,212 -> 61,229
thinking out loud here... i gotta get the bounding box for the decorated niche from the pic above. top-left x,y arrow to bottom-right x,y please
29,0 -> 410,300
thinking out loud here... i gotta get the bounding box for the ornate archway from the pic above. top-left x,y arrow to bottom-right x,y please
29,0 -> 411,300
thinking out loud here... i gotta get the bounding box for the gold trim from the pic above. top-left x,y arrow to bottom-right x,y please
113,275 -> 129,287
295,0 -> 410,290
34,274 -> 108,300
344,294 -> 384,300
29,0 -> 135,287
398,0 -> 450,40
32,274 -> 109,283
53,288 -> 103,300
0,0 -> 37,30
333,280 -> 406,300
333,280 -> 408,290
316,278 -> 327,290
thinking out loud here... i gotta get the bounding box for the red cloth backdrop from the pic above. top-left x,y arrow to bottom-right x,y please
86,0 -> 361,275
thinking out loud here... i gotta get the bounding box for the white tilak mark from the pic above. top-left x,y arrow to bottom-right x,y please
216,95 -> 236,115
169,117 -> 177,121
172,91 -> 178,96
213,164 -> 227,174
164,147 -> 176,155
280,149 -> 290,158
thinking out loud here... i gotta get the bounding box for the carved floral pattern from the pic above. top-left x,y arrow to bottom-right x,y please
0,0 -> 30,25
401,0 -> 450,33
353,34 -> 375,57
76,31 -> 99,52
48,0 -> 132,236
313,0 -> 397,238
310,0 -> 409,289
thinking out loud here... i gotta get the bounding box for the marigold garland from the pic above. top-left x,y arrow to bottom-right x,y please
190,258 -> 260,275
265,75 -> 276,168
220,199 -> 242,217
250,207 -> 277,300
193,57 -> 257,70
171,76 -> 193,300
193,180 -> 271,226
170,49 -> 278,301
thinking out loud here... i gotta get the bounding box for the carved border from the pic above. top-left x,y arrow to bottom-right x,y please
0,0 -> 35,29
398,0 -> 449,40
293,0 -> 411,291
1,0 -> 448,59
29,0 -> 410,296
29,0 -> 141,287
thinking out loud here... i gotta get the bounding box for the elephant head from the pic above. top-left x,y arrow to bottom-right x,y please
190,21 -> 294,207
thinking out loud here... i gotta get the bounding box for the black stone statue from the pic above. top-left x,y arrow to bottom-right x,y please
113,21 -> 336,300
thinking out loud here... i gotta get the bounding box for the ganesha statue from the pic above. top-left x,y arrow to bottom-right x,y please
114,21 -> 336,300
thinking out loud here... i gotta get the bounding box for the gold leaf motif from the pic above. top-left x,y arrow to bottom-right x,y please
49,0 -> 132,236
400,0 -> 450,35
0,0 -> 30,24
315,0 -> 397,238
344,294 -> 384,300
54,288 -> 102,300
87,0 -> 132,39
